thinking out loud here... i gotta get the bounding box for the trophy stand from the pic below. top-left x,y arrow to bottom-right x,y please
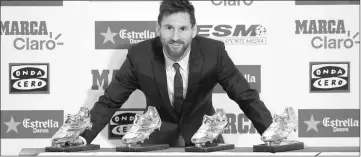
116,143 -> 169,152
253,140 -> 304,153
185,142 -> 235,152
45,144 -> 100,152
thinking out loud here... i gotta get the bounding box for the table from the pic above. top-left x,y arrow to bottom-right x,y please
19,147 -> 360,156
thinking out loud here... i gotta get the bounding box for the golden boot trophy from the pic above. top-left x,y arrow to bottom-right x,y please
185,108 -> 235,152
116,106 -> 169,152
253,107 -> 304,153
45,107 -> 100,152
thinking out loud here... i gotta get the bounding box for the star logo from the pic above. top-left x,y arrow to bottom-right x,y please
303,114 -> 321,132
100,27 -> 117,44
4,116 -> 21,133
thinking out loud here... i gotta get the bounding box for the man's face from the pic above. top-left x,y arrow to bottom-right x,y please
157,12 -> 197,61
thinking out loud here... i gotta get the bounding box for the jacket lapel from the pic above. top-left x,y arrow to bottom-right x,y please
151,37 -> 179,121
181,38 -> 203,122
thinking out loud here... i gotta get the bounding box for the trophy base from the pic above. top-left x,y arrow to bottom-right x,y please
253,141 -> 304,153
45,144 -> 100,152
185,143 -> 235,152
116,144 -> 169,152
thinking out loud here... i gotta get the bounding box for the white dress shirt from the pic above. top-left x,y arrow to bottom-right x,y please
163,49 -> 190,106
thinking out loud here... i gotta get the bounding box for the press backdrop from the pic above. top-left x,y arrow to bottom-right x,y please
1,0 -> 360,155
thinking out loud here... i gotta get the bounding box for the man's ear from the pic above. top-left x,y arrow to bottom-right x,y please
192,24 -> 197,38
156,24 -> 161,36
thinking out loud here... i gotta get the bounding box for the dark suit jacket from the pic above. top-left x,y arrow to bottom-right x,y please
80,35 -> 272,146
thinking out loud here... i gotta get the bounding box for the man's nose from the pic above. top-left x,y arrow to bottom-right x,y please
171,30 -> 180,41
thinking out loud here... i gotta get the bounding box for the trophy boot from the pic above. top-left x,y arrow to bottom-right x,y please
191,109 -> 229,148
261,107 -> 298,146
51,107 -> 92,147
121,106 -> 162,147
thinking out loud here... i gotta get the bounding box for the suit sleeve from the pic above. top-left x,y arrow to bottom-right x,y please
216,43 -> 272,135
80,51 -> 140,144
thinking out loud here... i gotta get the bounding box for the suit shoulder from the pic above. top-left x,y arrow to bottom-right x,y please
127,37 -> 158,58
194,36 -> 225,56
194,36 -> 225,49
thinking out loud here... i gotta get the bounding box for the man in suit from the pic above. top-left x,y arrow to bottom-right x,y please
71,0 -> 273,147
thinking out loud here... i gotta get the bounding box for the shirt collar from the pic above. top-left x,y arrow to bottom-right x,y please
163,49 -> 190,71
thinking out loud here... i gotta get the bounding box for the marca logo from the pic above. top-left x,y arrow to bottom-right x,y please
211,0 -> 253,6
310,62 -> 349,93
1,0 -> 63,6
95,21 -> 156,49
108,109 -> 145,139
213,65 -> 261,93
1,21 -> 64,51
9,63 -> 50,94
1,110 -> 63,138
197,24 -> 266,45
295,20 -> 359,49
298,109 -> 359,137
91,66 -> 261,92
223,112 -> 258,134
91,69 -> 117,90
295,0 -> 359,5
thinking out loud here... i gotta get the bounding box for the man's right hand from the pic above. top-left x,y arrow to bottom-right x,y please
66,137 -> 85,146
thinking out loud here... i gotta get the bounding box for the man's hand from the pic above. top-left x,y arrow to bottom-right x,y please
64,137 -> 85,147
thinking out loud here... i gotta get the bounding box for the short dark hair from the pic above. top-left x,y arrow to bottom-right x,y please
157,0 -> 196,27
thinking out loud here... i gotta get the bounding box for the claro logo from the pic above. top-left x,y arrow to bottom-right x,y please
211,0 -> 253,6
1,21 -> 63,51
295,20 -> 359,49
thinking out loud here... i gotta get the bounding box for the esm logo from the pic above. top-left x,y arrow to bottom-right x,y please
197,24 -> 266,45
295,20 -> 359,49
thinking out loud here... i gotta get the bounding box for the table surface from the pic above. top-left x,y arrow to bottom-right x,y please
19,146 -> 360,156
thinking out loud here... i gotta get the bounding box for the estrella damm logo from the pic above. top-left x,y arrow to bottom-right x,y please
213,65 -> 261,93
298,109 -> 359,137
95,21 -> 156,49
1,110 -> 63,138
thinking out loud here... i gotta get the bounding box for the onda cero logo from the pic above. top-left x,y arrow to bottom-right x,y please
9,63 -> 49,94
108,109 -> 144,139
310,62 -> 350,93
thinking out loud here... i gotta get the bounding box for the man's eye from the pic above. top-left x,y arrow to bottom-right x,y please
166,27 -> 172,30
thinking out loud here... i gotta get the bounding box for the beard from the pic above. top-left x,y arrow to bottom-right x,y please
162,39 -> 191,60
